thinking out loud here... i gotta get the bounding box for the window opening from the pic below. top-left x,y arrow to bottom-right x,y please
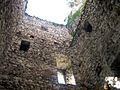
55,54 -> 76,85
20,40 -> 30,51
57,70 -> 66,84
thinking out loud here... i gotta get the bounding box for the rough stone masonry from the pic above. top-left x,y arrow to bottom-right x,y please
0,0 -> 120,90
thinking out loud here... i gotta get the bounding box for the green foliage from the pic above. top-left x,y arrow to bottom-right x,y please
67,8 -> 82,28
66,0 -> 87,28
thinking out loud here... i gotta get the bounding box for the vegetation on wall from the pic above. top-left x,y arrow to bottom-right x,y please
67,7 -> 82,28
66,0 -> 87,28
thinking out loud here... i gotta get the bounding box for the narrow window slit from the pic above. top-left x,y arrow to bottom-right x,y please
55,54 -> 76,85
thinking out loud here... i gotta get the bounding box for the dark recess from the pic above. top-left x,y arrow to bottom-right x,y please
84,21 -> 92,32
16,31 -> 22,36
111,53 -> 120,77
30,35 -> 34,39
96,66 -> 102,77
54,42 -> 59,45
19,40 -> 30,51
41,26 -> 48,31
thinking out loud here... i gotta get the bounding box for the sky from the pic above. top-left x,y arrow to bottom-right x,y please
26,0 -> 72,25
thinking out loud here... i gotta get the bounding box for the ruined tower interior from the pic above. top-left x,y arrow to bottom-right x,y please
0,0 -> 120,90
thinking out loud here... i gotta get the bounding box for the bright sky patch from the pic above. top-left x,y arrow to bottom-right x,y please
26,0 -> 72,25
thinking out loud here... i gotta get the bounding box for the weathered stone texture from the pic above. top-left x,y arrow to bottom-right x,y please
68,0 -> 120,89
0,0 -> 73,89
0,0 -> 120,90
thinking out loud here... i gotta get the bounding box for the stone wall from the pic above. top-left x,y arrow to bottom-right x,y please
0,0 -> 24,89
1,20 -> 71,89
0,0 -> 120,90
68,0 -> 120,89
0,0 -> 73,89
0,0 -> 22,59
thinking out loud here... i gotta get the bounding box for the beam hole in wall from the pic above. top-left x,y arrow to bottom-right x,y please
16,31 -> 22,36
84,21 -> 92,32
41,26 -> 48,31
41,39 -> 45,42
19,40 -> 30,51
30,35 -> 34,39
54,42 -> 59,45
